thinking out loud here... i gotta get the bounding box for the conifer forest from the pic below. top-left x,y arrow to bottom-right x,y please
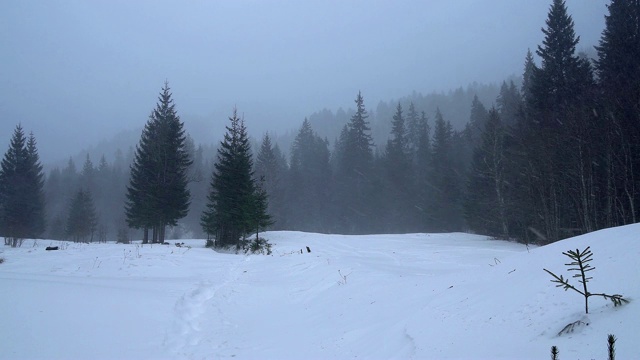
1,0 -> 638,247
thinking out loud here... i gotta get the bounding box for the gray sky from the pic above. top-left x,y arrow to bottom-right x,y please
1,0 -> 608,164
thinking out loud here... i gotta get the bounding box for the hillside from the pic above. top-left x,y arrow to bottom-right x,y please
0,225 -> 637,359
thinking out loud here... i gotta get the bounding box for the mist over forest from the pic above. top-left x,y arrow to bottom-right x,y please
2,0 -> 638,247
2,1 -> 607,163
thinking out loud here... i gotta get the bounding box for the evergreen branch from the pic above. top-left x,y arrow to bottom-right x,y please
591,292 -> 629,307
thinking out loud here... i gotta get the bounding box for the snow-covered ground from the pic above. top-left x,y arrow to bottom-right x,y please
1,225 -> 638,359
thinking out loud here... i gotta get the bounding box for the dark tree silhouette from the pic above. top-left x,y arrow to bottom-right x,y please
0,125 -> 46,247
125,82 -> 192,243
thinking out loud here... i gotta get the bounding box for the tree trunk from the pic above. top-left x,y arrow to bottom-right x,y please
159,224 -> 165,243
152,226 -> 158,244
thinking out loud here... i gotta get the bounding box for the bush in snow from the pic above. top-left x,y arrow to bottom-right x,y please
544,246 -> 628,314
243,237 -> 272,255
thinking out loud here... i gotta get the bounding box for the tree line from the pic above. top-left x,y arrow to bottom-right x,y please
465,0 -> 640,243
263,0 -> 638,243
1,0 -> 637,246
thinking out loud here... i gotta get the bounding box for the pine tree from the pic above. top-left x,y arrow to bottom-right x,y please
595,0 -> 640,225
416,111 -> 431,170
255,134 -> 276,176
522,0 -> 597,242
466,95 -> 489,149
255,135 -> 280,216
461,95 -> 489,178
126,114 -> 159,243
347,92 -> 374,168
0,125 -> 46,247
288,119 -> 331,232
332,91 -> 376,233
493,80 -> 531,241
414,111 -> 433,230
44,167 -> 65,240
496,81 -> 522,126
521,49 -> 537,106
249,179 -> 273,241
532,0 -> 582,116
25,132 -> 46,238
382,103 -> 414,231
97,155 -> 109,175
45,162 -> 78,241
331,125 -> 350,174
125,82 -> 192,243
465,108 -> 509,238
406,102 -> 420,155
66,188 -> 98,243
596,0 -> 640,106
255,134 -> 287,230
386,103 -> 409,166
201,108 -> 262,248
81,154 -> 96,196
62,158 -> 78,196
429,109 -> 463,231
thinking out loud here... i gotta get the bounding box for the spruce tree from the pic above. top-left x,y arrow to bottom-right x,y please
465,108 -> 508,238
429,109 -> 463,231
383,103 -> 413,231
249,179 -> 273,241
461,95 -> 489,178
386,103 -> 409,166
521,49 -> 537,107
332,91 -> 375,234
347,92 -> 374,168
126,114 -> 159,243
255,133 -> 287,229
201,108 -> 264,248
66,188 -> 98,243
522,0 -> 597,242
81,154 -> 95,194
414,111 -> 433,231
329,125 -> 351,232
288,119 -> 331,232
496,81 -> 522,126
416,111 -> 431,169
596,0 -> 640,110
255,134 -> 277,182
595,0 -> 640,225
494,80 -> 531,241
406,102 -> 420,156
25,132 -> 46,238
330,125 -> 350,174
0,125 -> 46,247
466,95 -> 489,149
125,82 -> 192,243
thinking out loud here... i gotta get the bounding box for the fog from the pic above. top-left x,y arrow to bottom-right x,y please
1,0 -> 607,164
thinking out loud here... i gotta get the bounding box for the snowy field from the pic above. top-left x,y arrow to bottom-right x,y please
1,225 -> 638,359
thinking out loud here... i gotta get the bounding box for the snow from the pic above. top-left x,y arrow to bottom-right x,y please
1,225 -> 638,359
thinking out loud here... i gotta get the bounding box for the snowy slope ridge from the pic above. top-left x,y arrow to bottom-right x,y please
0,225 -> 638,359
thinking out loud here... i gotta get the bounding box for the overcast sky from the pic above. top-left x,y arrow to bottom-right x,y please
1,0 -> 608,164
